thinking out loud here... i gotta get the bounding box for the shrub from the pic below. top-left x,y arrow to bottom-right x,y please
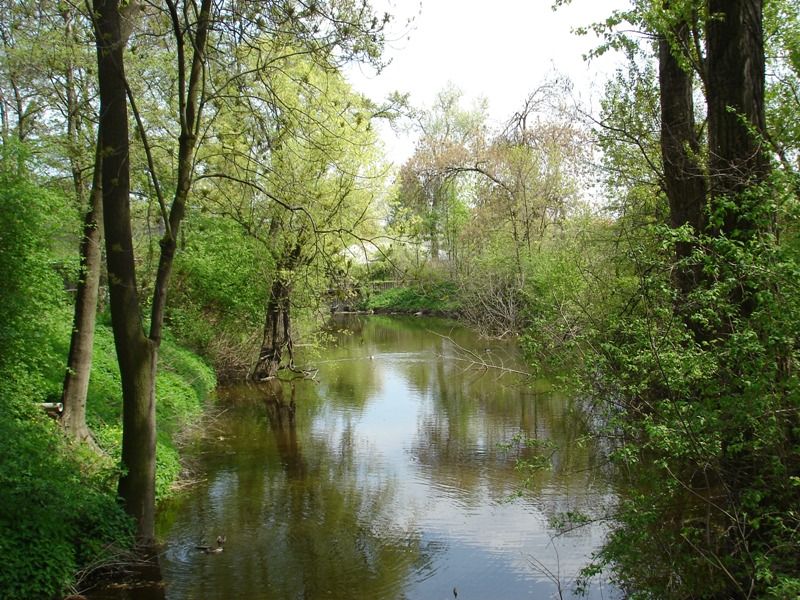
578,220 -> 800,598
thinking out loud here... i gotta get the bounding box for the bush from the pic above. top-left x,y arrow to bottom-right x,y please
0,143 -> 76,404
167,213 -> 267,373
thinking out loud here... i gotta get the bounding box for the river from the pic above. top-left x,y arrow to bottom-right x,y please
99,315 -> 618,599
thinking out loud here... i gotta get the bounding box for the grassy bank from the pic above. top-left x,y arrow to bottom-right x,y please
360,281 -> 461,315
87,317 -> 217,499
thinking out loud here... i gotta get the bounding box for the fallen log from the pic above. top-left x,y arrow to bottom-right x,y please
38,402 -> 64,414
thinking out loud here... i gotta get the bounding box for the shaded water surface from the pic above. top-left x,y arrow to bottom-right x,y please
139,316 -> 617,599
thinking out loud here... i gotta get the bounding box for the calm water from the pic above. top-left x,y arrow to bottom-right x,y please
121,316 -> 618,599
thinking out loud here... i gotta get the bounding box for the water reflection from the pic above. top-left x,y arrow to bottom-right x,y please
152,316 -> 617,599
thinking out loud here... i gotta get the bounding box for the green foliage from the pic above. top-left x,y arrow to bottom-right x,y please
0,143 -> 76,403
155,434 -> 182,501
86,321 -> 125,425
0,146 -> 133,598
0,146 -> 217,595
159,338 -> 217,408
168,213 -> 268,374
151,330 -> 218,499
517,215 -> 631,379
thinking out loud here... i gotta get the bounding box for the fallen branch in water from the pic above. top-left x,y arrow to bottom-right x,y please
429,331 -> 531,378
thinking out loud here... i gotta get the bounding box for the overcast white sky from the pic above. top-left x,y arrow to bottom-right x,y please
346,0 -> 630,162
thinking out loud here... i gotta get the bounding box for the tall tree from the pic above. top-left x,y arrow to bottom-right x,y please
93,0 -> 159,541
706,0 -> 771,241
94,0 -> 389,542
60,138 -> 103,443
193,39 -> 385,379
657,2 -> 706,298
60,4 -> 123,444
654,0 -> 771,318
561,1 -> 796,595
0,1 -> 111,442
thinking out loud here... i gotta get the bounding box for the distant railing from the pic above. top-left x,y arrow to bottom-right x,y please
365,280 -> 400,293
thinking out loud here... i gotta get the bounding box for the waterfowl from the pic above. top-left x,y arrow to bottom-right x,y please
204,546 -> 223,554
216,535 -> 227,545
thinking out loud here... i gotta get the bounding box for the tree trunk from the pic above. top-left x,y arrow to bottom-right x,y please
60,138 -> 104,444
93,0 -> 213,543
253,277 -> 295,380
252,239 -> 303,380
707,0 -> 770,237
149,0 -> 212,345
429,182 -> 441,260
706,0 -> 771,318
61,6 -> 103,444
94,0 -> 157,543
658,15 -> 707,299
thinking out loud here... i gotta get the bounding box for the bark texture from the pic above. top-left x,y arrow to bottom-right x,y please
94,0 -> 157,543
707,0 -> 770,318
61,6 -> 103,443
707,0 -> 770,236
659,0 -> 770,311
253,275 -> 296,380
658,15 -> 707,297
60,140 -> 104,443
